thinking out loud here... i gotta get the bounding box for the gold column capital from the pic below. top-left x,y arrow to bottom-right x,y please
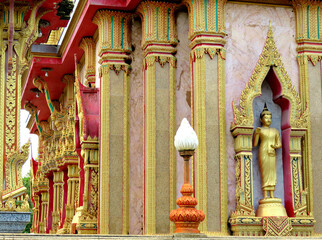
183,0 -> 227,57
183,0 -> 227,41
292,0 -> 322,53
231,126 -> 254,153
80,37 -> 96,87
137,0 -> 178,50
92,10 -> 132,56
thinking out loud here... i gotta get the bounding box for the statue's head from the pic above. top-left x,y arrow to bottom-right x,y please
260,103 -> 272,126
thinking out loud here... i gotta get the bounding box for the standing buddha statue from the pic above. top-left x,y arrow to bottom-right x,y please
253,103 -> 287,217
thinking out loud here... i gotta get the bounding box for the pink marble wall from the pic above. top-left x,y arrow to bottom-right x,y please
129,18 -> 144,235
128,11 -> 191,233
224,3 -> 299,215
175,10 -> 191,199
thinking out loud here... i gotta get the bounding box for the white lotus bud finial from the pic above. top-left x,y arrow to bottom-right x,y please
174,118 -> 199,151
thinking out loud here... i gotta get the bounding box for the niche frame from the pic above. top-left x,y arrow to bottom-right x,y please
229,26 -> 313,236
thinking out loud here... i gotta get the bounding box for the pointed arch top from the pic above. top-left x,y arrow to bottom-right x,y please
231,26 -> 307,129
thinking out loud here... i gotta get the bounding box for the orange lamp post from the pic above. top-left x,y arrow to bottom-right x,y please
169,118 -> 205,233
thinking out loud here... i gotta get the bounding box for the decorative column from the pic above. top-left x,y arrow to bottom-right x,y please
60,164 -> 79,233
32,195 -> 40,233
293,0 -> 322,231
137,1 -> 178,234
80,38 -> 96,87
184,0 -> 228,233
52,171 -> 64,233
230,127 -> 255,217
39,191 -> 49,233
93,10 -> 131,234
289,129 -> 308,216
76,141 -> 99,234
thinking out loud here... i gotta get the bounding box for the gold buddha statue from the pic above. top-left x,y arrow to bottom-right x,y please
253,104 -> 287,217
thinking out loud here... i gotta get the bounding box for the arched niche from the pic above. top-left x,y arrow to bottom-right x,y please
230,26 -> 310,223
252,78 -> 284,211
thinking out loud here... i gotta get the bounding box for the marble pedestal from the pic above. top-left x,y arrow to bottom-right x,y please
0,212 -> 31,233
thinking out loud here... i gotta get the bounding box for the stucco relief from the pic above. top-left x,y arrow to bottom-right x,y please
225,3 -> 298,215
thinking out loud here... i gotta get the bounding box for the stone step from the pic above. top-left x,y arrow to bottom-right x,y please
0,234 -> 320,240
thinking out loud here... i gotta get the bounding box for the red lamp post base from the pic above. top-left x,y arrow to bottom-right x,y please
169,182 -> 205,233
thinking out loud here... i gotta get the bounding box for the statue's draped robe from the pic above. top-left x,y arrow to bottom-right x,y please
258,127 -> 281,191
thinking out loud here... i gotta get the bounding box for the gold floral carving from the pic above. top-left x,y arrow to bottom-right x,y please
77,140 -> 99,234
0,44 -> 6,193
5,55 -> 17,155
232,26 -> 304,128
5,140 -> 30,193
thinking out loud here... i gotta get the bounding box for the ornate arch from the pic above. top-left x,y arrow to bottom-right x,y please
231,26 -> 305,129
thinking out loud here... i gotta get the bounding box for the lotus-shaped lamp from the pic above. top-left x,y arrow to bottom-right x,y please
174,118 -> 198,151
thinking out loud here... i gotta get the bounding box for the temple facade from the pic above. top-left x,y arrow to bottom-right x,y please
1,0 -> 321,236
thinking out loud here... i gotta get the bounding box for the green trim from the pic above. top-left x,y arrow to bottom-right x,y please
21,12 -> 24,24
121,18 -> 125,49
318,7 -> 320,39
167,8 -> 170,41
35,114 -> 43,134
144,10 -> 148,39
156,7 -> 159,40
111,16 -> 114,48
49,103 -> 54,113
45,90 -> 55,113
192,0 -> 196,31
216,0 -> 218,31
307,6 -> 310,38
204,0 -> 207,31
